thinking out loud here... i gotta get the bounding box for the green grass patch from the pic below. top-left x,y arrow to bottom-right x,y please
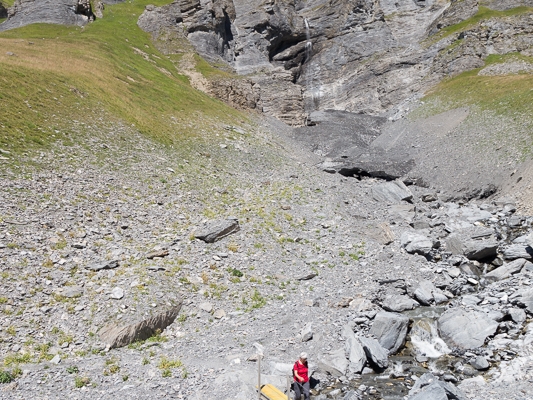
194,54 -> 233,79
0,0 -> 245,156
429,6 -> 533,43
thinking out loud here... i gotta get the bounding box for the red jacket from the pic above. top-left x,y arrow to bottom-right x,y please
293,360 -> 309,383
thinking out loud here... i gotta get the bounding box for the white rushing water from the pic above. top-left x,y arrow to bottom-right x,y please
410,319 -> 451,358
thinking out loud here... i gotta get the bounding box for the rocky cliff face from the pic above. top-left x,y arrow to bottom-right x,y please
0,0 -> 94,31
136,0 -> 533,127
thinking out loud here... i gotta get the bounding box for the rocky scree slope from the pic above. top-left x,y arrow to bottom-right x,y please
2,115 -> 533,400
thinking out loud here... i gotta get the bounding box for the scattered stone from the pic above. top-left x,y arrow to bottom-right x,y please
199,302 -> 213,313
213,309 -> 226,319
63,286 -> 83,298
401,232 -> 434,256
50,355 -> 61,364
470,356 -> 489,370
485,258 -> 526,281
110,287 -> 124,300
300,322 -> 313,342
146,249 -> 169,259
86,260 -> 119,271
382,295 -> 418,312
99,303 -> 182,349
194,219 -> 240,243
372,180 -> 413,203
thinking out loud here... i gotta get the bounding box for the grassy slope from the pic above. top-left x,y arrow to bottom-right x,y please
413,8 -> 533,155
0,0 -> 244,155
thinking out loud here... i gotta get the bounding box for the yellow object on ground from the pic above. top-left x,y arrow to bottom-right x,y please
260,383 -> 289,400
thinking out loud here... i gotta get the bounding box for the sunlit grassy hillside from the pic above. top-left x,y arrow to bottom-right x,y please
0,0 -> 244,155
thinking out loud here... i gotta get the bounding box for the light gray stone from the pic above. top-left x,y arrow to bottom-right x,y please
342,324 -> 366,373
99,303 -> 182,349
408,382 -> 448,400
318,347 -> 349,377
382,294 -> 418,312
401,232 -> 433,256
470,356 -> 489,370
414,280 -> 436,306
438,308 -> 498,350
194,219 -> 240,243
372,180 -> 413,203
485,258 -> 526,281
199,302 -> 213,313
301,322 -> 313,342
110,287 -> 124,300
369,311 -> 409,354
86,260 -> 119,271
63,286 -> 83,298
503,244 -> 533,260
509,288 -> 533,313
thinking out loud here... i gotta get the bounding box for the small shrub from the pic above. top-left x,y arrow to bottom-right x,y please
66,366 -> 79,374
0,370 -> 13,384
74,376 -> 90,388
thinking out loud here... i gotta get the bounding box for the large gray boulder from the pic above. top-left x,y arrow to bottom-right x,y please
99,302 -> 182,349
318,347 -> 349,377
372,180 -> 413,203
194,218 -> 240,243
401,232 -> 434,256
438,308 -> 498,350
342,325 -> 366,373
485,258 -> 527,281
413,280 -> 437,306
446,232 -> 498,261
359,336 -> 389,370
369,312 -> 409,354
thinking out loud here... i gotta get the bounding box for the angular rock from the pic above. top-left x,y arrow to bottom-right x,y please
99,302 -> 182,349
62,286 -> 83,298
408,382 -> 447,400
485,258 -> 526,281
438,308 -> 498,350
508,308 -> 526,324
194,219 -> 240,243
470,356 -> 489,370
300,322 -> 313,342
372,180 -> 413,203
86,260 -> 119,271
369,311 -> 409,354
146,249 -> 169,259
342,324 -> 366,373
503,244 -> 533,260
414,280 -> 436,306
199,302 -> 213,313
382,294 -> 418,312
213,309 -> 226,319
401,232 -> 434,256
110,287 -> 124,300
359,336 -> 389,370
509,288 -> 533,313
318,347 -> 349,377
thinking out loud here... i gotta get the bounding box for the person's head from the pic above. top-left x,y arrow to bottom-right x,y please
299,352 -> 308,362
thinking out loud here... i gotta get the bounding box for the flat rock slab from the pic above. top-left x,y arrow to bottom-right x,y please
438,308 -> 498,350
194,219 -> 240,243
485,258 -> 526,281
503,244 -> 533,260
369,311 -> 409,354
372,180 -> 413,203
99,302 -> 182,349
86,260 -> 119,271
318,347 -> 349,377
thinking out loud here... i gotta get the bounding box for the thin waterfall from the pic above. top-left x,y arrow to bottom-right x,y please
303,17 -> 319,116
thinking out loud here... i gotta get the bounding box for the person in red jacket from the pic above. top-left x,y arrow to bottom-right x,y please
293,352 -> 310,400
